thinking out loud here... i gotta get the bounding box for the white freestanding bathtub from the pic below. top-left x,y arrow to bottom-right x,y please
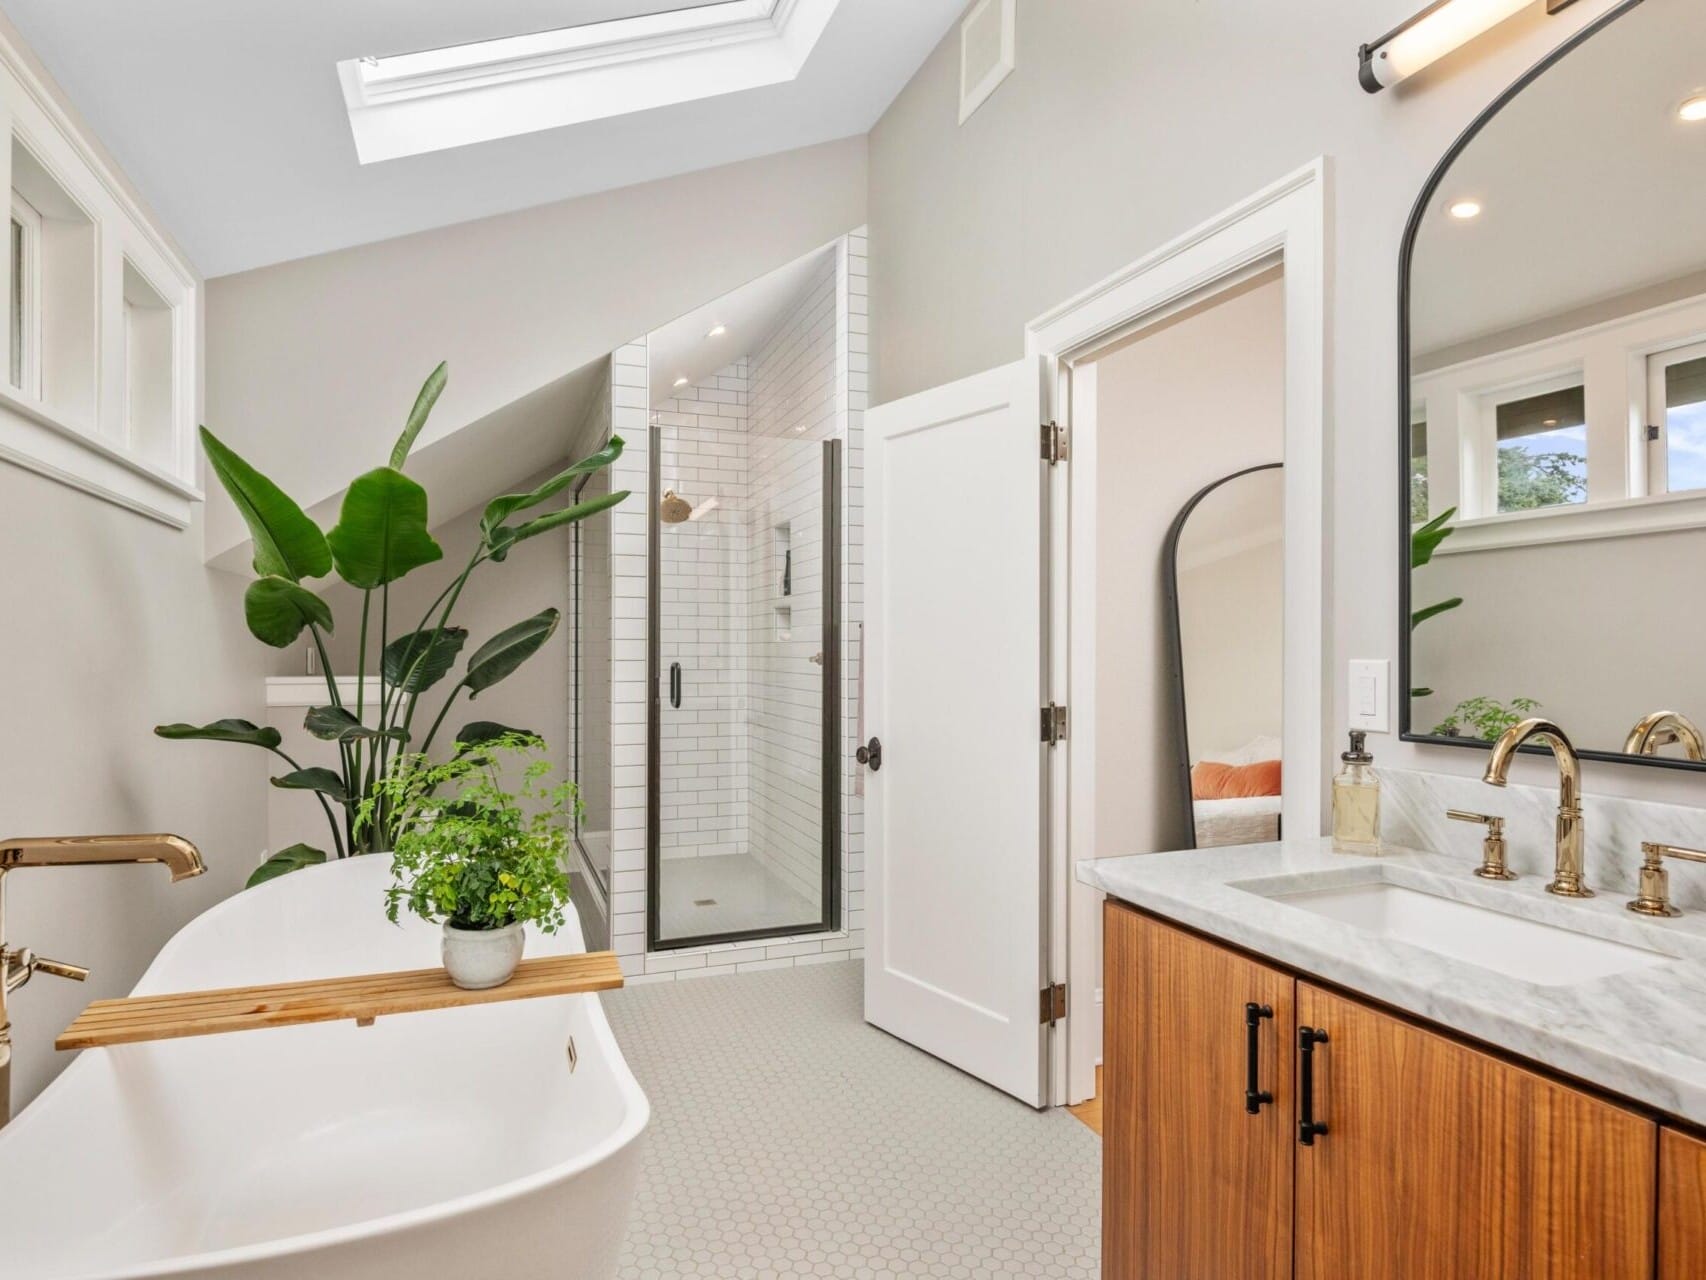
0,855 -> 648,1279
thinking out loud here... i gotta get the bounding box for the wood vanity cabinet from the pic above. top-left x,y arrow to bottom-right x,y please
1661,1128 -> 1706,1279
1103,901 -> 1662,1280
1103,902 -> 1295,1279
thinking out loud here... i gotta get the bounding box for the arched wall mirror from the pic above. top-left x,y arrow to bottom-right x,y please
1400,0 -> 1706,769
1165,463 -> 1284,848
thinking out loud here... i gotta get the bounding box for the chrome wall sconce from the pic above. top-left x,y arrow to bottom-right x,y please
1359,0 -> 1581,93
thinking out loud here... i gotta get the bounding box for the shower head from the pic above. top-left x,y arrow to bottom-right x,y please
659,490 -> 692,524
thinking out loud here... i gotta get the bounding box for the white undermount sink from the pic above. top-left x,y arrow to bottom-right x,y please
1265,880 -> 1670,987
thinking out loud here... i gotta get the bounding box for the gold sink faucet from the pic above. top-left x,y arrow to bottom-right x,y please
0,834 -> 205,1126
1482,718 -> 1591,898
1623,710 -> 1706,761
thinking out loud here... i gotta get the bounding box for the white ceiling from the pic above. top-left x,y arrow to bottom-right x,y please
1411,0 -> 1706,356
648,242 -> 833,402
2,0 -> 960,277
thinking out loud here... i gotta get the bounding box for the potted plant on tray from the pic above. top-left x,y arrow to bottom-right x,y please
362,732 -> 574,989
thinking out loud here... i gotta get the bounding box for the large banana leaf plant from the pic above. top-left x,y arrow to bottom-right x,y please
157,363 -> 628,887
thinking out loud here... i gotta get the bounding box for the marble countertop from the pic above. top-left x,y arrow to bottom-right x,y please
1078,837 -> 1706,1126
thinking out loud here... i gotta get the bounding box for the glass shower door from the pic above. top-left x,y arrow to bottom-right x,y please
649,423 -> 839,949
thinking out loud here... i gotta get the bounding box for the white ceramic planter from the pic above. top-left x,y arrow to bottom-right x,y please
442,920 -> 525,990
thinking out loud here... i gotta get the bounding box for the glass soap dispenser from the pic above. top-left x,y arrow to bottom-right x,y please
1332,730 -> 1382,855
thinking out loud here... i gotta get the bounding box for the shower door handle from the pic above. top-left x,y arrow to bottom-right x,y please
669,662 -> 682,710
857,737 -> 882,772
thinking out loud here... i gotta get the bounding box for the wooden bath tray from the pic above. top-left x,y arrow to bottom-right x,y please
56,952 -> 624,1050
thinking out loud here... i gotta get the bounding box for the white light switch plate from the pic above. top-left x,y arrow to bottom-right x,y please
1348,659 -> 1390,733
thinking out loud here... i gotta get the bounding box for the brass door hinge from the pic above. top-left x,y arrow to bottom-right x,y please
1040,982 -> 1067,1025
1041,703 -> 1068,745
1042,421 -> 1069,464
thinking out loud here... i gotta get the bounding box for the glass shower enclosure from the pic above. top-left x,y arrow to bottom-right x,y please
648,423 -> 841,949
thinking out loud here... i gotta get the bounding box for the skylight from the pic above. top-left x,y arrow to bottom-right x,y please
338,0 -> 839,164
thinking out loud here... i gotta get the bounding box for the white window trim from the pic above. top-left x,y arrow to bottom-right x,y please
1644,337 -> 1706,498
338,0 -> 837,164
1469,368 -> 1587,520
9,189 -> 39,399
0,24 -> 200,528
958,0 -> 1017,125
1418,290 -> 1706,556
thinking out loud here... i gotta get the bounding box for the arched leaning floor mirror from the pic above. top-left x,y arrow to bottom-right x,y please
1401,0 -> 1706,770
1165,462 -> 1284,848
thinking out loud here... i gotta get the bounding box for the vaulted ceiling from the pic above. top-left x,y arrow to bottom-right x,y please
4,0 -> 961,277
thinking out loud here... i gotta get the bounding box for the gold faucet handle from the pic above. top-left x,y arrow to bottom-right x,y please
1447,810 -> 1515,880
3,947 -> 88,993
1448,809 -> 1504,835
32,956 -> 88,982
1629,842 -> 1706,918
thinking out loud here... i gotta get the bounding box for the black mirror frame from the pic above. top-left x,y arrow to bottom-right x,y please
1164,461 -> 1285,848
1393,0 -> 1702,771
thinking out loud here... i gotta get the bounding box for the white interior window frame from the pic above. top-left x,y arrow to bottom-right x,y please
1644,336 -> 1706,498
1471,367 -> 1589,520
8,188 -> 40,399
0,26 -> 201,528
1420,291 -> 1706,556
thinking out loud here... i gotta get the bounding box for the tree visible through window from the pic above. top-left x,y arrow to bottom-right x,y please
1495,385 -> 1586,513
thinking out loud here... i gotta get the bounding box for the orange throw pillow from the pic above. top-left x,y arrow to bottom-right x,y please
1192,759 -> 1282,800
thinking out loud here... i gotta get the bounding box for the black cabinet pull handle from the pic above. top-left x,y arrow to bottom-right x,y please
1244,1002 -> 1274,1115
1298,1025 -> 1329,1145
669,662 -> 682,710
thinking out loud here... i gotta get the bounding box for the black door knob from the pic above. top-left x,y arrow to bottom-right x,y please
856,737 -> 883,772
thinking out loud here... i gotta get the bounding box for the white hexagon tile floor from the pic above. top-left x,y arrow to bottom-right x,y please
600,959 -> 1100,1278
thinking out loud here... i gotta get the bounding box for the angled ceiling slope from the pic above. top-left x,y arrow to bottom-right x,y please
3,0 -> 961,276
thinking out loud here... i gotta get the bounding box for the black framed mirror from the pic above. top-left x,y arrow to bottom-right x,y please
1165,463 -> 1284,848
1399,0 -> 1706,770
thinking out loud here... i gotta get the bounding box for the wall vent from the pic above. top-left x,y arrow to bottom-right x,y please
958,0 -> 1016,125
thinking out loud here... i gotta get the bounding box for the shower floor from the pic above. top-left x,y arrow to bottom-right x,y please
657,852 -> 822,941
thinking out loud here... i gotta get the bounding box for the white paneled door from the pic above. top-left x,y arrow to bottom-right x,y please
863,357 -> 1053,1107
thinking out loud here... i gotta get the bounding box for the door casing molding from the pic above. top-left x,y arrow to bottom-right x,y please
1024,157 -> 1332,1107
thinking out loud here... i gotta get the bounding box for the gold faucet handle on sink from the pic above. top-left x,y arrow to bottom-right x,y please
1447,809 -> 1516,881
1628,842 -> 1706,918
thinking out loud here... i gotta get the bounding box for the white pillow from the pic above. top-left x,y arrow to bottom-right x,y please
1219,734 -> 1282,766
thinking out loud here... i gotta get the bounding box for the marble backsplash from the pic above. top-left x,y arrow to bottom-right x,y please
1379,767 -> 1706,912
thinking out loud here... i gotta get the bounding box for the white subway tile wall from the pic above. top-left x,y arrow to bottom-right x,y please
655,360 -> 753,864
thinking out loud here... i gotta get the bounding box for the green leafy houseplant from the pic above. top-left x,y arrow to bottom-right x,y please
155,363 -> 627,888
1433,696 -> 1541,742
1409,506 -> 1462,699
360,734 -> 574,936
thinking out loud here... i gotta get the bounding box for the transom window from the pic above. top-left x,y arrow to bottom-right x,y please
1489,381 -> 1586,514
1648,340 -> 1706,496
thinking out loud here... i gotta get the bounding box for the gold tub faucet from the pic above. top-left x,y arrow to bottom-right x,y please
0,833 -> 205,1125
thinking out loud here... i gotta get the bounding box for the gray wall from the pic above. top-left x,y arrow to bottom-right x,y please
204,137 -> 868,563
868,0 -> 1702,809
1,479 -> 265,1109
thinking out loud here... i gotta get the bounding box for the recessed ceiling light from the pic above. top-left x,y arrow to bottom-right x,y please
1448,199 -> 1482,220
706,324 -> 727,338
1541,418 -> 1559,427
1680,95 -> 1706,123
